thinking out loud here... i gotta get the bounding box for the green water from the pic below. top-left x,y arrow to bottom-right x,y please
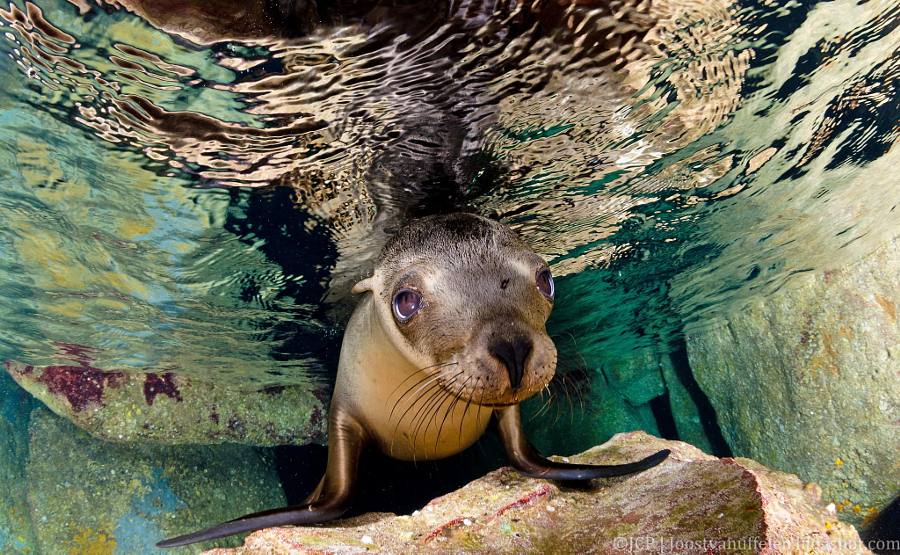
3,0 -> 897,386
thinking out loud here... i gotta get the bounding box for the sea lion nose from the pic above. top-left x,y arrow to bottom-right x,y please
490,335 -> 533,391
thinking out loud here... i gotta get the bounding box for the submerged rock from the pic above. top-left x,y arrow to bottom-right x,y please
601,349 -> 667,407
658,350 -> 718,455
520,367 -> 660,458
0,373 -> 36,554
522,347 -> 720,459
5,361 -> 327,445
202,432 -> 868,555
26,407 -> 286,554
686,235 -> 900,528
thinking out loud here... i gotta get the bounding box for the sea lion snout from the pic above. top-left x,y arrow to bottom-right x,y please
452,319 -> 555,405
489,334 -> 533,391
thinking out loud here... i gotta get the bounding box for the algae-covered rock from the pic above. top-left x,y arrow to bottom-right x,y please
0,373 -> 36,554
520,348 -> 667,458
202,432 -> 869,555
686,235 -> 900,528
523,346 -> 722,458
26,407 -> 287,554
5,361 -> 327,445
521,369 -> 659,458
601,349 -> 667,406
658,351 -> 717,455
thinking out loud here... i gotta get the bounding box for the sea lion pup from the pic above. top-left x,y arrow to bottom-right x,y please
158,213 -> 669,547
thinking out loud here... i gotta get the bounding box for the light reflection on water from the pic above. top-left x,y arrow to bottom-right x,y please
0,0 -> 898,385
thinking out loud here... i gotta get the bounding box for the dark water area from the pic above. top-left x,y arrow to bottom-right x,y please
2,0 -> 900,551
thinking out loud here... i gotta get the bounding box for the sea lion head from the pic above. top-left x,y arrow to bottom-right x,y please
352,213 -> 557,407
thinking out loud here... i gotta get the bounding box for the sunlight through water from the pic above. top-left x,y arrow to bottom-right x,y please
1,0 -> 899,386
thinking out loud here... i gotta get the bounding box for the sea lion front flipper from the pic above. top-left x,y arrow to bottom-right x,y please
491,405 -> 670,480
156,411 -> 368,548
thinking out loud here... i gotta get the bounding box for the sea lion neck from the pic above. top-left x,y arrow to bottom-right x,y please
333,291 -> 492,461
335,292 -> 421,395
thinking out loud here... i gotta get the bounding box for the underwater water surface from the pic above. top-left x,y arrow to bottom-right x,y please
1,0 -> 900,551
2,0 -> 899,386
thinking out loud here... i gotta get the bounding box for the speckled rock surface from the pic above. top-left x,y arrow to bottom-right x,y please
0,373 -> 36,554
5,360 -> 327,445
202,432 -> 869,555
26,407 -> 286,554
686,235 -> 900,528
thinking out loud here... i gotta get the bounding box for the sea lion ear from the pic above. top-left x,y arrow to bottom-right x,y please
352,277 -> 375,294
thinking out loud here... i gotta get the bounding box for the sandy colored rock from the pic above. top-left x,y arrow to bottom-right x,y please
202,432 -> 868,555
686,235 -> 900,527
5,361 -> 327,445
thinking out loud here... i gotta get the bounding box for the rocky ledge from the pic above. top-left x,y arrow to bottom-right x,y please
202,432 -> 870,555
4,360 -> 327,446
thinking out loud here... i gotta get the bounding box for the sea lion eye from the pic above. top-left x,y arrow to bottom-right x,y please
392,288 -> 423,322
536,268 -> 554,299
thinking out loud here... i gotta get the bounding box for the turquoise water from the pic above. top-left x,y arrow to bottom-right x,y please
2,0 -> 900,551
3,0 -> 899,387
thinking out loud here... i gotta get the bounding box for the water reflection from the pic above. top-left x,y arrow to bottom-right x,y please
1,0 -> 899,384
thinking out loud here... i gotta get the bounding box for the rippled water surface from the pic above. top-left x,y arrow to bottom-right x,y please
2,0 -> 900,387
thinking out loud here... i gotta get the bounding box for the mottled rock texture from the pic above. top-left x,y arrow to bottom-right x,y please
5,361 -> 327,445
686,236 -> 900,528
26,407 -> 285,554
658,350 -> 717,455
202,432 -> 868,555
0,373 -> 35,554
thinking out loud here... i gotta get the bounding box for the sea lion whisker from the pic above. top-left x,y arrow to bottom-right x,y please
532,386 -> 553,419
388,362 -> 459,414
534,378 -> 562,426
534,384 -> 547,410
429,390 -> 458,455
564,375 -> 581,416
550,381 -> 570,427
408,372 -> 458,430
389,361 -> 458,399
391,376 -> 445,434
549,401 -> 564,427
390,377 -> 451,458
402,364 -> 460,401
456,377 -> 478,450
436,374 -> 473,453
415,369 -> 467,449
390,365 -> 461,424
542,383 -> 556,416
390,372 -> 444,422
474,376 -> 485,430
562,333 -> 589,375
411,381 -> 454,453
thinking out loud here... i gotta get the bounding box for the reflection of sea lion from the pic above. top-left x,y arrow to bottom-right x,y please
158,213 -> 669,547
